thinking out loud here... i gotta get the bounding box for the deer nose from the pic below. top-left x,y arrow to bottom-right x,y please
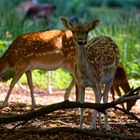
77,40 -> 87,46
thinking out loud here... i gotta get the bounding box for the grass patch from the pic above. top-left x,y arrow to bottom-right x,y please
0,0 -> 140,90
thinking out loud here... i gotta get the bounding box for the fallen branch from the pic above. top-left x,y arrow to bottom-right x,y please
114,106 -> 140,123
0,86 -> 140,124
0,100 -> 112,124
114,86 -> 140,103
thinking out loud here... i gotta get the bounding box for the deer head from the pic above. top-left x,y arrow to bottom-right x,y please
60,16 -> 100,46
126,88 -> 139,111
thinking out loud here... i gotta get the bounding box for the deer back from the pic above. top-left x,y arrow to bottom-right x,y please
87,36 -> 120,83
1,30 -> 77,71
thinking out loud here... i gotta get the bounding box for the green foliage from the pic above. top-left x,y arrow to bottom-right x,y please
0,40 -> 11,56
0,0 -> 140,89
51,69 -> 72,90
19,69 -> 72,90
0,0 -> 47,40
91,0 -> 140,8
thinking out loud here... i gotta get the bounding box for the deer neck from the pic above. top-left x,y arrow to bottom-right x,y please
76,45 -> 92,86
77,46 -> 88,70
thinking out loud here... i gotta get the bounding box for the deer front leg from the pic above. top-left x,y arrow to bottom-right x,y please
3,81 -> 16,107
90,84 -> 102,130
3,65 -> 27,107
103,79 -> 114,131
79,85 -> 85,129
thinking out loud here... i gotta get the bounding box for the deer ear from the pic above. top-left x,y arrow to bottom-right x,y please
87,19 -> 100,31
60,16 -> 73,29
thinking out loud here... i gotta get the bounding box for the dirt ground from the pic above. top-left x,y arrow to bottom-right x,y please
0,82 -> 140,140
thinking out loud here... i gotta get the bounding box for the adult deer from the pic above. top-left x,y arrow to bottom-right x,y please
18,0 -> 56,22
23,4 -> 56,22
60,17 -> 120,130
65,65 -> 137,111
18,0 -> 38,14
0,29 -> 78,109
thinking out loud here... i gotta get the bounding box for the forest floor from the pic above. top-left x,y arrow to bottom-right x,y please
0,82 -> 140,140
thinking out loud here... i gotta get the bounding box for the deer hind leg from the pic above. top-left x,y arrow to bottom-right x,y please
3,65 -> 27,107
26,71 -> 35,110
64,78 -> 75,101
90,84 -> 102,130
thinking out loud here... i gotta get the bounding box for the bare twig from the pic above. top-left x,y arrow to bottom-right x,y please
112,86 -> 140,103
114,106 -> 140,123
12,120 -> 29,129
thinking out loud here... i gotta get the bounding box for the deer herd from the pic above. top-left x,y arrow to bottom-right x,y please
0,15 -> 138,131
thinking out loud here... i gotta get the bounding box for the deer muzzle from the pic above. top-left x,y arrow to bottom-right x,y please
77,40 -> 87,46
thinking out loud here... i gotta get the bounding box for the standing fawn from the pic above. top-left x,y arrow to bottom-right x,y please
0,29 -> 79,109
65,65 -> 137,111
60,17 -> 120,130
64,16 -> 136,111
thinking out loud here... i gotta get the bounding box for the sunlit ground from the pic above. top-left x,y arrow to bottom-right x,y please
0,82 -> 139,112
